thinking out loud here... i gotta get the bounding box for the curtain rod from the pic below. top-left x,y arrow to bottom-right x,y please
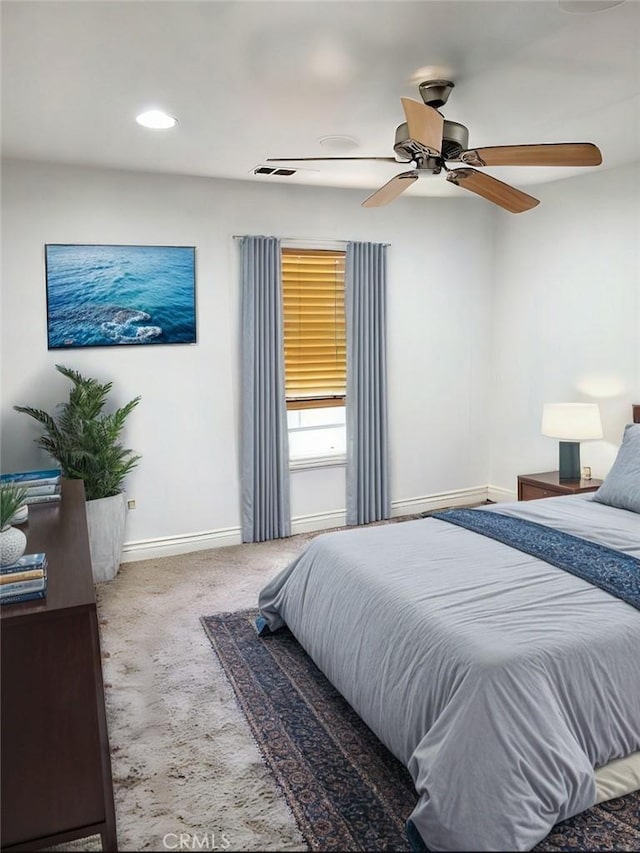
232,236 -> 390,246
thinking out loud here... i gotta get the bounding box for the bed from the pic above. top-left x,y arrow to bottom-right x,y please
257,412 -> 640,852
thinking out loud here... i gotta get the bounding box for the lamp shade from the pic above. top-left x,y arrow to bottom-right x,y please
541,403 -> 603,440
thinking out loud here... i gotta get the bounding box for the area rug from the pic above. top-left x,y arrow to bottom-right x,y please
201,609 -> 640,853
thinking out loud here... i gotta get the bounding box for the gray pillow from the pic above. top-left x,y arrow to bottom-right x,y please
593,423 -> 640,513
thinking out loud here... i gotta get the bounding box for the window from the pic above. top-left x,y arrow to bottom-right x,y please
287,406 -> 346,462
282,248 -> 346,462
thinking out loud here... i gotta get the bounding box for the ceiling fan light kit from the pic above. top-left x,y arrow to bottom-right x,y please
266,79 -> 603,213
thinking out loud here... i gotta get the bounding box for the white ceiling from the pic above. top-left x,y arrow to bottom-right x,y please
2,0 -> 640,202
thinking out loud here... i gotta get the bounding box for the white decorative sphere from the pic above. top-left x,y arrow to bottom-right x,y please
0,525 -> 28,567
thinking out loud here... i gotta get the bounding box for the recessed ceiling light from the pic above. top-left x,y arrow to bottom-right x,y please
135,110 -> 177,130
318,135 -> 359,151
558,0 -> 626,12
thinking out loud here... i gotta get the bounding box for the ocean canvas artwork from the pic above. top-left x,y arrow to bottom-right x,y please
45,244 -> 196,348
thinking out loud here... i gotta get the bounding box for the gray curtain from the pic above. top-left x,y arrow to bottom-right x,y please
345,241 -> 390,526
240,236 -> 291,542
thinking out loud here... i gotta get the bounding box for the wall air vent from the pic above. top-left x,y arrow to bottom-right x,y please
253,165 -> 297,176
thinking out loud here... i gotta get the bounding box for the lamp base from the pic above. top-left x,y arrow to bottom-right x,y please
559,441 -> 580,481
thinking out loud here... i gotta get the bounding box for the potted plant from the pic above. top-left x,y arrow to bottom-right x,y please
14,365 -> 141,582
0,484 -> 29,567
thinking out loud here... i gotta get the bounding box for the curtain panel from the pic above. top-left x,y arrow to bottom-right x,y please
239,236 -> 291,542
345,241 -> 390,526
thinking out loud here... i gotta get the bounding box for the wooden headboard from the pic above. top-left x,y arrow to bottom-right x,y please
633,404 -> 640,424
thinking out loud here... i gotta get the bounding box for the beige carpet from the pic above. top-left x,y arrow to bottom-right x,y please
70,510 -> 475,852
95,530 -> 329,852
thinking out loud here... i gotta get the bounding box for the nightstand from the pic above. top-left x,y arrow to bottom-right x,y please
517,471 -> 603,502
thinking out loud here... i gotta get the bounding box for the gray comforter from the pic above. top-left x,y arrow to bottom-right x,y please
258,495 -> 640,851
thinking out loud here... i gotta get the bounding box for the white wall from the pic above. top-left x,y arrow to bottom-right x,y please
488,163 -> 640,495
1,159 -> 495,555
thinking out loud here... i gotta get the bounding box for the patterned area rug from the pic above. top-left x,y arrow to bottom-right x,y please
201,609 -> 640,853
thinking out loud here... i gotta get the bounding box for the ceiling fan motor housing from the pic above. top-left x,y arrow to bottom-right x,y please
394,119 -> 469,163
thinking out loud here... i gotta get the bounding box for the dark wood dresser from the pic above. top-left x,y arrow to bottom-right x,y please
517,470 -> 603,501
1,479 -> 117,851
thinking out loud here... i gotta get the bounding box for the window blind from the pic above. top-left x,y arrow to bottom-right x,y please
282,248 -> 346,410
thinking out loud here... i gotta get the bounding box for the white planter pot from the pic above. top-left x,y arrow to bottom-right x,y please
1,524 -> 27,567
85,492 -> 127,583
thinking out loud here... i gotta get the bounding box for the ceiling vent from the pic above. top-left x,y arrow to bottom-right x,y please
254,165 -> 297,176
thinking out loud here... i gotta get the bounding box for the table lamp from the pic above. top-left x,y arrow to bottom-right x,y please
541,402 -> 603,481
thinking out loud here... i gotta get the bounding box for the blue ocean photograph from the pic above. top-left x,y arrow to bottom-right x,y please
45,244 -> 196,348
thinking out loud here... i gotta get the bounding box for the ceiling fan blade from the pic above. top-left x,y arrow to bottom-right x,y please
446,168 -> 539,214
459,143 -> 602,167
400,98 -> 443,156
361,171 -> 418,208
266,156 -> 400,162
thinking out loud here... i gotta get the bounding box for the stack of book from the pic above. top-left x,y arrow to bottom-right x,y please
0,468 -> 62,505
0,553 -> 48,605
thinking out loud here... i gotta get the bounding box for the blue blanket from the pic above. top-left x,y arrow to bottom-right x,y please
431,508 -> 640,610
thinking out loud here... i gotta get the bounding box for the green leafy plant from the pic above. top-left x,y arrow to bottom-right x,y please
14,365 -> 141,502
0,484 -> 28,529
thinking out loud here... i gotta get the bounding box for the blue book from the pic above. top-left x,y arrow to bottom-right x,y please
24,493 -> 62,505
1,468 -> 61,487
0,553 -> 47,574
0,588 -> 47,605
0,577 -> 47,596
24,484 -> 61,497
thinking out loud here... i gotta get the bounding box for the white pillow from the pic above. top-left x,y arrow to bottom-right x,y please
593,423 -> 640,514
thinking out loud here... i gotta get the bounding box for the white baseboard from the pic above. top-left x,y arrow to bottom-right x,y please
392,486 -> 489,516
488,484 -> 517,503
121,484 -> 492,563
290,508 -> 346,535
121,526 -> 242,562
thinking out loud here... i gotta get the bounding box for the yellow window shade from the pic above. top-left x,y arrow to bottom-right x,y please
282,248 -> 346,410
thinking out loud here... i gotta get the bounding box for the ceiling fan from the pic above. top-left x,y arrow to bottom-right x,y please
266,80 -> 602,213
